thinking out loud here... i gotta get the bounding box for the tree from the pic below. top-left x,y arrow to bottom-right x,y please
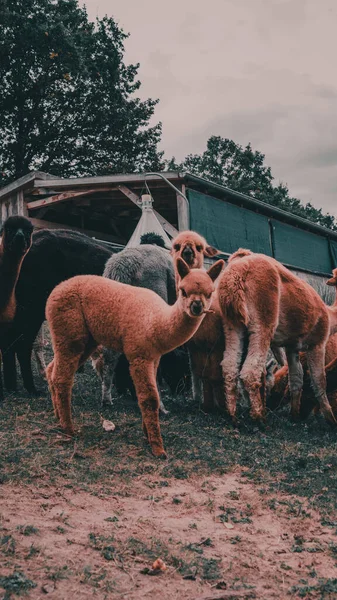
168,136 -> 337,231
0,0 -> 163,185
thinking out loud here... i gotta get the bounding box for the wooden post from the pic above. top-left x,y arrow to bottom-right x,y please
16,189 -> 28,217
176,183 -> 189,231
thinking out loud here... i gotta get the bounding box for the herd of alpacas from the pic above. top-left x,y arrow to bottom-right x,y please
1,215 -> 337,457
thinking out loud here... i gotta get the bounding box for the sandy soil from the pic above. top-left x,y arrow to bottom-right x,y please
1,471 -> 337,599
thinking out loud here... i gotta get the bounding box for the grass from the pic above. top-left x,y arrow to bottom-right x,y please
1,358 -> 337,522
0,570 -> 36,595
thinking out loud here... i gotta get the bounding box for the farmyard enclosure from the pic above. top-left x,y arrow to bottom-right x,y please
1,172 -> 337,600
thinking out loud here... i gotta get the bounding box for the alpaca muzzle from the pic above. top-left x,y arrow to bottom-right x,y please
190,300 -> 204,317
11,229 -> 28,254
182,246 -> 195,265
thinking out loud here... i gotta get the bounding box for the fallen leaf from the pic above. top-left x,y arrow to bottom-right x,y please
152,558 -> 167,571
102,419 -> 116,432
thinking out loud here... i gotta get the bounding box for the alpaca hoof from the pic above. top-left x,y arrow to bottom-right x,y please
101,393 -> 113,407
159,406 -> 169,416
291,409 -> 301,422
200,402 -> 215,413
27,386 -> 42,397
62,426 -> 75,437
151,446 -> 167,459
322,405 -> 337,426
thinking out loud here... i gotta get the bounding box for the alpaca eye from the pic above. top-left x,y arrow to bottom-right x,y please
174,244 -> 181,251
196,245 -> 202,252
181,289 -> 187,298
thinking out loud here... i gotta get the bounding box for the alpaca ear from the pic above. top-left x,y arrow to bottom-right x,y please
176,257 -> 190,280
204,245 -> 219,257
207,259 -> 225,282
327,277 -> 337,286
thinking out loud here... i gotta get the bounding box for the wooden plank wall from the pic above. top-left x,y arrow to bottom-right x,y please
0,191 -> 28,225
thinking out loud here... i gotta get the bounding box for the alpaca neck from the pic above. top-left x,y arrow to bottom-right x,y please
0,247 -> 24,322
159,301 -> 205,354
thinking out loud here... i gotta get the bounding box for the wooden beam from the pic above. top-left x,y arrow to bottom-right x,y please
29,218 -> 124,245
154,212 -> 178,238
32,172 -> 182,189
27,187 -> 114,210
118,184 -> 178,238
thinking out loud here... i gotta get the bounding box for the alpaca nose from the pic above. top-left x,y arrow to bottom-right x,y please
182,246 -> 194,264
12,229 -> 27,252
190,300 -> 203,316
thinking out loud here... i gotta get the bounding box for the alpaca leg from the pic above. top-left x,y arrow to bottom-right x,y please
306,347 -> 336,425
46,360 -> 59,419
48,356 -> 80,434
240,333 -> 270,421
188,348 -> 203,405
191,371 -> 203,405
101,348 -> 121,407
271,344 -> 286,366
129,358 -> 166,458
286,350 -> 303,421
213,381 -> 226,410
2,349 -> 17,392
17,341 -> 38,394
221,325 -> 246,422
33,326 -> 47,378
156,363 -> 169,414
0,354 -> 3,402
201,379 -> 214,412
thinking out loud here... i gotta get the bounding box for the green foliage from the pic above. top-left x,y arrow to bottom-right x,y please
168,135 -> 337,230
0,0 -> 163,185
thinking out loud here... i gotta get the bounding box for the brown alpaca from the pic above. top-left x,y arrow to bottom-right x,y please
268,268 -> 337,417
0,216 -> 33,323
171,231 -> 224,410
218,248 -> 337,425
45,258 -> 224,457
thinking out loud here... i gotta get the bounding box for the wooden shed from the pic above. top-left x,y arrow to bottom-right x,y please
1,170 -> 336,281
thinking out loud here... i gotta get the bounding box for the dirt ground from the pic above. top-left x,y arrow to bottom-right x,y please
1,356 -> 337,599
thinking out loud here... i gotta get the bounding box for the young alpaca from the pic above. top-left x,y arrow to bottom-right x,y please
171,231 -> 224,410
46,259 -> 224,457
218,249 -> 337,425
0,216 -> 34,323
268,268 -> 337,417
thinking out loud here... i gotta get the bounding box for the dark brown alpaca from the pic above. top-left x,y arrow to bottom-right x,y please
0,216 -> 33,323
45,258 -> 224,457
171,231 -> 224,411
218,248 -> 337,425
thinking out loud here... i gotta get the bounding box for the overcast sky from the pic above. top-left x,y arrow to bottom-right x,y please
84,0 -> 337,216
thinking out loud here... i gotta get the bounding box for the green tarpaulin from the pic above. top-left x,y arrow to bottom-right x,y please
187,188 -> 334,274
188,189 -> 272,256
271,220 -> 332,274
330,240 -> 337,268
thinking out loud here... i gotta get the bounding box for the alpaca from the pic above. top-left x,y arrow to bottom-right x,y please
95,232 -> 189,409
0,227 -> 113,396
218,248 -> 337,425
171,231 -> 224,410
268,268 -> 337,417
0,216 -> 34,323
45,259 -> 225,457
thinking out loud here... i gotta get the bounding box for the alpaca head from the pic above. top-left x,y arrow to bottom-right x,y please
327,268 -> 337,287
1,216 -> 34,257
176,257 -> 224,317
171,230 -> 219,269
